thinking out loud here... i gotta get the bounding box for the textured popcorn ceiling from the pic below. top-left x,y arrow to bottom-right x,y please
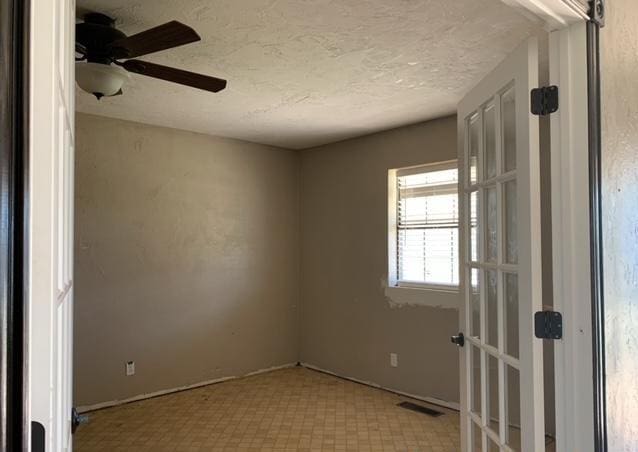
76,0 -> 539,149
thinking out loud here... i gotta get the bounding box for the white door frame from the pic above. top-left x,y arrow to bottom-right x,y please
548,21 -> 595,452
501,0 -> 589,29
498,1 -> 595,451
28,0 -> 76,450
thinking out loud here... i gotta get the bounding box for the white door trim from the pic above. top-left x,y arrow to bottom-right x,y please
28,0 -> 58,445
500,0 -> 589,29
501,2 -> 595,449
548,22 -> 595,452
29,0 -> 75,450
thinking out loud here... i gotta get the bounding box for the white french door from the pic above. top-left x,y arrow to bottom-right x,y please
29,0 -> 75,450
457,37 -> 544,452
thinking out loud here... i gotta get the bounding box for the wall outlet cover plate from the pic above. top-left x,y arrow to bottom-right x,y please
126,361 -> 135,376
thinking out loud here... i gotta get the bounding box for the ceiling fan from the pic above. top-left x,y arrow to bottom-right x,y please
75,12 -> 227,99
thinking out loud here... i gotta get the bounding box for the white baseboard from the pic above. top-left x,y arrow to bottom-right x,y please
76,362 -> 296,413
78,362 -> 460,414
300,362 -> 460,412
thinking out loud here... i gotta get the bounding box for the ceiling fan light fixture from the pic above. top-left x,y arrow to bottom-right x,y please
75,62 -> 129,99
75,15 -> 227,97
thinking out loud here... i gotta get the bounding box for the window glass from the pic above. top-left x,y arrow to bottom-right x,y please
395,163 -> 459,286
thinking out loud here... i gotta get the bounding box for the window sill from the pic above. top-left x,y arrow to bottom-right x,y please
384,285 -> 460,310
396,282 -> 459,292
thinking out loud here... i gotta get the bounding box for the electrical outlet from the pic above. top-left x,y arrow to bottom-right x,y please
126,361 -> 135,376
390,353 -> 398,368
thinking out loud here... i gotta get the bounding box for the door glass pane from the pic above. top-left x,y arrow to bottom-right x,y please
486,270 -> 498,347
506,365 -> 521,451
487,437 -> 500,452
485,187 -> 497,262
487,354 -> 500,435
469,115 -> 479,185
470,190 -> 478,262
470,268 -> 480,338
502,87 -> 516,173
504,180 -> 518,264
471,345 -> 482,416
484,104 -> 496,180
504,273 -> 519,359
471,420 -> 483,452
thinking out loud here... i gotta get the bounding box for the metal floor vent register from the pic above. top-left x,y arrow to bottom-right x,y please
397,401 -> 444,417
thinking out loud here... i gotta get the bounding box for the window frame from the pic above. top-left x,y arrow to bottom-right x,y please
388,160 -> 460,293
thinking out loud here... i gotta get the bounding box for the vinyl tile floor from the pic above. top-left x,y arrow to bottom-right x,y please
74,367 -> 461,451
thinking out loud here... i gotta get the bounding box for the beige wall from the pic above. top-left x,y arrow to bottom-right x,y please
74,113 -> 462,409
299,116 -> 461,404
75,109 -> 556,412
297,113 -> 556,421
74,114 -> 300,407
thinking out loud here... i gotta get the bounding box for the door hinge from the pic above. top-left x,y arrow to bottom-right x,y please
534,311 -> 563,340
589,0 -> 605,27
31,421 -> 45,452
531,86 -> 559,116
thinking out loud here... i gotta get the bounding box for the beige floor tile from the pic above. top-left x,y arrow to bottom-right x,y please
74,367 -> 460,451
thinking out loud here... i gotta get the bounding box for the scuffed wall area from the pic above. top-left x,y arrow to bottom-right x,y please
601,0 -> 638,449
299,116 -> 461,403
73,114 -> 300,407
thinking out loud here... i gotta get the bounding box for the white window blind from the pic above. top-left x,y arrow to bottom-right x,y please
396,163 -> 459,287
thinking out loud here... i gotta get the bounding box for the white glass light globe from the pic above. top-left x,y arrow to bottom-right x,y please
75,62 -> 129,98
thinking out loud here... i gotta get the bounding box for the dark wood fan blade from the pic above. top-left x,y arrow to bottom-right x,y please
108,21 -> 200,59
120,60 -> 227,93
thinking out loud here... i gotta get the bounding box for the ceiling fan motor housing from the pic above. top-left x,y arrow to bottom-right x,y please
76,13 -> 127,64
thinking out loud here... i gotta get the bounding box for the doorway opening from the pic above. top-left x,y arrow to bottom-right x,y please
25,0 -> 602,451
